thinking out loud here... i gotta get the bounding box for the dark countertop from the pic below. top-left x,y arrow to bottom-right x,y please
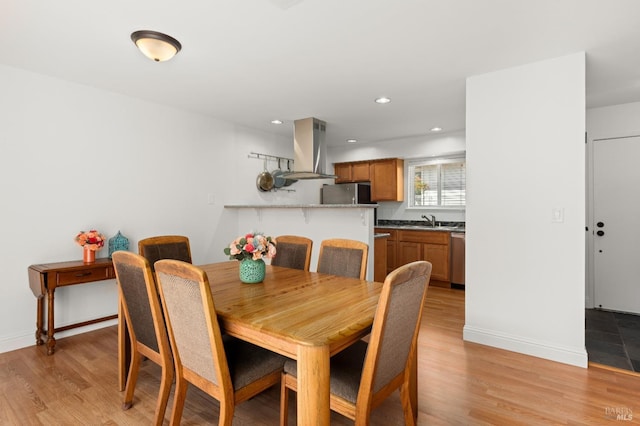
376,220 -> 465,232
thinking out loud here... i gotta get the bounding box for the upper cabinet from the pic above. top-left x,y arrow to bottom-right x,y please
333,158 -> 404,202
334,161 -> 370,183
370,158 -> 404,202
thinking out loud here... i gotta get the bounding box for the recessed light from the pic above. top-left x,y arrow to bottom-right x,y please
375,97 -> 391,104
347,139 -> 357,143
430,127 -> 442,132
271,119 -> 283,125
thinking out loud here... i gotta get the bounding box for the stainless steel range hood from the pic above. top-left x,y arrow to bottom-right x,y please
281,117 -> 337,180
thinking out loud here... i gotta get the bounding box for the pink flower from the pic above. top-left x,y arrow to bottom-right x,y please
223,231 -> 277,261
75,229 -> 106,251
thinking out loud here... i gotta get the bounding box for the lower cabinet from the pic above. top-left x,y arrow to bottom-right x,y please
421,243 -> 450,282
376,228 -> 451,286
374,236 -> 388,282
376,229 -> 397,276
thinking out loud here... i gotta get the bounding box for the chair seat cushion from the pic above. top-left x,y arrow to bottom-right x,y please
284,340 -> 367,403
224,335 -> 286,390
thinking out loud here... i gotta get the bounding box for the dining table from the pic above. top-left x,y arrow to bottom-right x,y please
117,261 -> 418,425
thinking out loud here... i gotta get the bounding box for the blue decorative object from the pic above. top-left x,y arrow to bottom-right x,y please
239,258 -> 266,283
108,230 -> 130,258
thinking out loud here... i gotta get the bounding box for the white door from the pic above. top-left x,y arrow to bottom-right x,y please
593,136 -> 640,314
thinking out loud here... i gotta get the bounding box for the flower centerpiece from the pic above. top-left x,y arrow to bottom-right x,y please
224,233 -> 276,283
75,229 -> 106,263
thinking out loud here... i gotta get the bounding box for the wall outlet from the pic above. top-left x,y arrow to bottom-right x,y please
207,193 -> 215,205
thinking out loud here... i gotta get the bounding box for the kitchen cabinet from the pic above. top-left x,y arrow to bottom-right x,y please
374,234 -> 389,282
334,161 -> 370,183
397,230 -> 450,283
375,229 -> 397,277
334,163 -> 352,183
377,228 -> 451,287
386,237 -> 396,276
370,158 -> 404,202
334,158 -> 404,201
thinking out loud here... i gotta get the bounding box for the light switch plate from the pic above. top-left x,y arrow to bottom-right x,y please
552,208 -> 564,223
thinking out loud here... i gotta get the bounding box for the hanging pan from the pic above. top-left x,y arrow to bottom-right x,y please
272,158 -> 286,189
256,159 -> 274,192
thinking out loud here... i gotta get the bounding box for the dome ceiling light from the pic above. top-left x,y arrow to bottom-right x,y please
131,30 -> 181,62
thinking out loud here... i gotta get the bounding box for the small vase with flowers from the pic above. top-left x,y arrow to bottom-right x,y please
75,229 -> 106,263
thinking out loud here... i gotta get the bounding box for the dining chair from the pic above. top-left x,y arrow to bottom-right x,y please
271,235 -> 313,271
280,260 -> 432,426
112,251 -> 173,426
154,259 -> 287,426
317,238 -> 369,280
138,235 -> 192,272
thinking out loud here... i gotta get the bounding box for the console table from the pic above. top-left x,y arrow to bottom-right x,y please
28,258 -> 117,355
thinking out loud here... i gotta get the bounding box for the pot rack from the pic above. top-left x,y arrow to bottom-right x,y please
248,151 -> 296,192
248,152 -> 294,163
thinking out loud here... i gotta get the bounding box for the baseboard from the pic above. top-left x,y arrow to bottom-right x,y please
463,324 -> 588,368
0,319 -> 117,355
588,361 -> 639,377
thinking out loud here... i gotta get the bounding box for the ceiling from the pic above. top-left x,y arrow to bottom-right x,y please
2,0 -> 640,146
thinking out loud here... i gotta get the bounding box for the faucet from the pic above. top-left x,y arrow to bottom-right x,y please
421,214 -> 436,227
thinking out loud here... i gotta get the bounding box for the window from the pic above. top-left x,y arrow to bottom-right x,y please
408,156 -> 466,208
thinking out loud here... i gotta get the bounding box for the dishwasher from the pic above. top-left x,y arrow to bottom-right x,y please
450,232 -> 465,286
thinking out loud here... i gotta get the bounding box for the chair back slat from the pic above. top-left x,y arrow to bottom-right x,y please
138,235 -> 192,271
156,269 -> 221,385
317,245 -> 365,279
115,262 -> 159,351
272,242 -> 309,270
271,235 -> 313,271
372,273 -> 428,392
317,238 -> 368,280
358,260 -> 431,408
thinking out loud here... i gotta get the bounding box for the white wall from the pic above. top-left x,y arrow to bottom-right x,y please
327,131 -> 467,223
0,63 -> 313,353
585,101 -> 640,307
464,53 -> 587,367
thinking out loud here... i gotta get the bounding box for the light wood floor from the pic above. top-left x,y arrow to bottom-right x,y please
2,287 -> 638,425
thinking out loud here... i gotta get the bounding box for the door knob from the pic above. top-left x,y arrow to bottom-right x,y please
596,230 -> 605,236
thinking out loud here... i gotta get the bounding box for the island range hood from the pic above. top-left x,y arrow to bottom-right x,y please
281,117 -> 337,180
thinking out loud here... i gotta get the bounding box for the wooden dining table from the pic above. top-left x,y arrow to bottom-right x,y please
118,261 -> 417,425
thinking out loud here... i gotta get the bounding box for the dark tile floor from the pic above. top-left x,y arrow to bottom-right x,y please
585,309 -> 640,372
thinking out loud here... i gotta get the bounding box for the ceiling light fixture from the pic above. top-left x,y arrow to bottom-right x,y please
271,119 -> 283,125
346,139 -> 357,143
430,127 -> 443,132
375,97 -> 391,104
131,30 -> 182,62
